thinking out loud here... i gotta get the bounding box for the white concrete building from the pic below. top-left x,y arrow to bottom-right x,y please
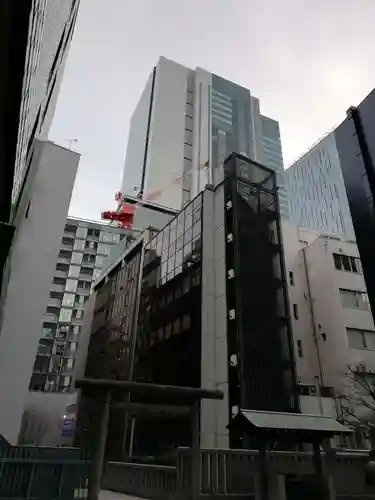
0,138 -> 140,445
283,222 -> 375,431
0,140 -> 80,443
121,57 -> 289,218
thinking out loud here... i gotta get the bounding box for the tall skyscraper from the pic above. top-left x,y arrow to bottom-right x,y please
335,89 -> 375,323
0,0 -> 80,283
286,88 -> 375,325
286,132 -> 355,238
121,57 -> 289,218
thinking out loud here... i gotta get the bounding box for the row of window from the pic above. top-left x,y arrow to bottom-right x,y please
29,374 -> 72,393
334,253 -> 362,274
42,323 -> 80,339
46,306 -> 84,323
347,328 -> 375,350
59,250 -> 106,267
64,224 -> 122,244
339,289 -> 370,311
62,237 -> 113,256
53,277 -> 96,292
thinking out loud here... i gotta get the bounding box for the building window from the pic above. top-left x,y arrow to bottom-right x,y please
293,304 -> 299,320
73,309 -> 83,319
59,308 -> 72,323
340,289 -> 370,310
297,340 -> 303,357
62,293 -> 75,307
289,271 -> 294,286
100,232 -> 120,243
333,253 -> 362,274
88,228 -> 100,238
85,240 -> 98,251
347,328 -> 375,350
98,243 -> 111,255
65,224 -> 76,235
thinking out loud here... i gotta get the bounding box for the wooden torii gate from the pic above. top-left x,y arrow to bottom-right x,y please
75,378 -> 223,500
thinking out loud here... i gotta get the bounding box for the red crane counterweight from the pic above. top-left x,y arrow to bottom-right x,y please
101,202 -> 135,229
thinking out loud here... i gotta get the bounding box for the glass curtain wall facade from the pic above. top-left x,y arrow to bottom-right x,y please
134,195 -> 203,456
223,154 -> 298,447
286,132 -> 355,238
210,76 -> 288,219
74,242 -> 143,458
335,89 -> 375,322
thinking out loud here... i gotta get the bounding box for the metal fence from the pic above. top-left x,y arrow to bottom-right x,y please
103,447 -> 374,500
0,436 -> 90,499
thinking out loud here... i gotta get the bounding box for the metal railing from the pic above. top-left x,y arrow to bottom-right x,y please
103,447 -> 374,500
103,461 -> 180,500
0,436 -> 90,499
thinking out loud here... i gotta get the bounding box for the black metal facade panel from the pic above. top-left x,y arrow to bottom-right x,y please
223,154 -> 297,445
0,1 -> 32,223
335,89 -> 375,322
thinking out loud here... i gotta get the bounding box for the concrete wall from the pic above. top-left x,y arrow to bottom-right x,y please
192,68 -> 212,196
0,140 -> 79,443
143,57 -> 190,209
282,221 -> 375,422
200,185 -> 229,448
121,70 -> 154,197
305,236 -> 375,391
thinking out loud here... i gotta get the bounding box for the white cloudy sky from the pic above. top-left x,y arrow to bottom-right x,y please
49,0 -> 375,220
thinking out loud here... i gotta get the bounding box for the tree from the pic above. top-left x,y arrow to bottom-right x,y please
340,363 -> 375,450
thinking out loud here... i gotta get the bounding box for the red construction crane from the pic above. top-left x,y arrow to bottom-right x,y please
101,192 -> 135,229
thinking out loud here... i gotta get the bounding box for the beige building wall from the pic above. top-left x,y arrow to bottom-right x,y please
283,221 -> 375,422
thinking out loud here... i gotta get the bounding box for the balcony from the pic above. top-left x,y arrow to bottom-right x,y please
61,243 -> 74,252
37,344 -> 53,356
79,274 -> 93,283
48,297 -> 62,308
86,233 -> 100,242
50,283 -> 65,293
71,317 -> 83,326
57,256 -> 71,265
44,313 -> 58,323
84,245 -> 97,254
82,259 -> 95,267
54,270 -> 68,279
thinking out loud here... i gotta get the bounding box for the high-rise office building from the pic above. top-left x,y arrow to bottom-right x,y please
287,88 -> 375,326
0,0 -> 80,283
286,132 -> 355,239
335,89 -> 375,324
121,57 -> 289,218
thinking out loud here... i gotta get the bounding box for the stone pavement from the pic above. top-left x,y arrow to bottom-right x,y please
99,490 -> 142,500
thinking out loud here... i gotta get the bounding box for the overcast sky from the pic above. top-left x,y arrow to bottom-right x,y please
49,0 -> 375,220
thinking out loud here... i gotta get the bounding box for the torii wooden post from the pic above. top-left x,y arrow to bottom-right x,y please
75,378 -> 223,500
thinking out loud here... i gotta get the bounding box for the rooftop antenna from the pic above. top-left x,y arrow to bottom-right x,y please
64,138 -> 78,149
